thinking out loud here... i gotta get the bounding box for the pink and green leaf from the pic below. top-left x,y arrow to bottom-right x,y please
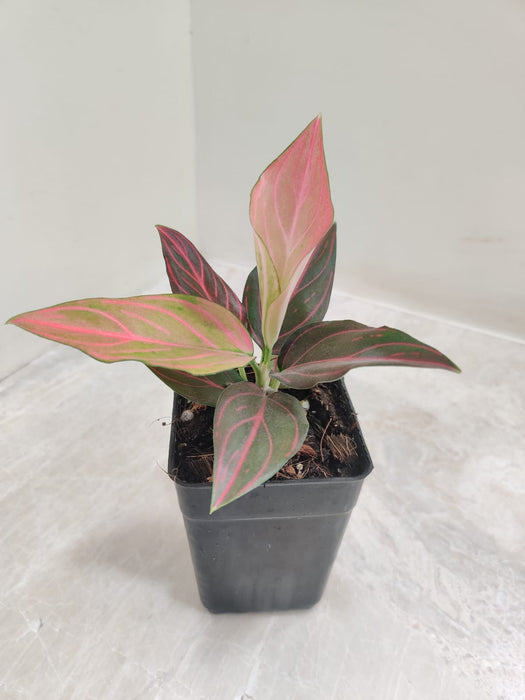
273,321 -> 461,389
8,294 -> 253,375
210,382 -> 309,512
148,366 -> 241,406
157,225 -> 247,324
243,223 -> 337,352
250,116 -> 334,347
253,235 -> 291,348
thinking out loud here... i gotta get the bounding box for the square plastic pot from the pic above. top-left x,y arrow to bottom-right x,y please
168,381 -> 373,613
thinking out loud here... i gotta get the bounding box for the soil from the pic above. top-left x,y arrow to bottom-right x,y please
170,381 -> 363,484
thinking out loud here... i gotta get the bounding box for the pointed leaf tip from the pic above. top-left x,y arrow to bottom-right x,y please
157,225 -> 247,324
273,321 -> 461,389
9,295 -> 253,375
250,117 -> 334,347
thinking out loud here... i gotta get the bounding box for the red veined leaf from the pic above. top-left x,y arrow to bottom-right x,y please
243,223 -> 337,352
210,382 -> 309,512
273,321 -> 461,389
148,366 -> 242,406
250,116 -> 334,347
8,295 -> 253,375
157,225 -> 247,324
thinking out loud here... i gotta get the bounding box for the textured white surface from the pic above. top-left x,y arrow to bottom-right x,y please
1,265 -> 524,699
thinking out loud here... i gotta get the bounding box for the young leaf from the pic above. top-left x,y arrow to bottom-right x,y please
157,225 -> 247,324
243,223 -> 337,352
242,267 -> 264,348
273,321 -> 461,389
250,116 -> 334,347
148,367 -> 241,406
210,382 -> 309,512
8,295 -> 253,375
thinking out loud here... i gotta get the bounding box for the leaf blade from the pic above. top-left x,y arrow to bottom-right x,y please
242,266 -> 264,349
250,116 -> 334,347
157,225 -> 247,324
273,321 -> 461,389
8,295 -> 253,375
278,222 -> 336,344
211,383 -> 309,512
243,223 -> 337,353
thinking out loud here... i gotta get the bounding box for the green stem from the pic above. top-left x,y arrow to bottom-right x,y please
238,366 -> 248,382
261,345 -> 272,366
249,346 -> 278,390
256,346 -> 275,390
250,360 -> 264,387
269,376 -> 280,391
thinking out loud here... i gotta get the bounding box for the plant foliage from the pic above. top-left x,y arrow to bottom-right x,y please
7,117 -> 460,512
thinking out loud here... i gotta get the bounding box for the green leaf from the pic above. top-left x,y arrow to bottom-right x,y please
149,367 -> 242,406
8,294 -> 254,375
210,382 -> 309,512
273,321 -> 461,389
243,223 -> 337,352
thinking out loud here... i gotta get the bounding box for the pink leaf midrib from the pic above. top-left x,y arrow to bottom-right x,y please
214,393 -> 271,509
294,337 -> 444,367
279,347 -> 456,375
272,119 -> 316,242
123,297 -> 249,351
32,300 -> 225,350
160,227 -> 245,319
237,397 -> 301,498
105,298 -> 221,347
281,324 -> 374,365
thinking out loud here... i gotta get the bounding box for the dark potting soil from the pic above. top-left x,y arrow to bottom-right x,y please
171,381 -> 362,484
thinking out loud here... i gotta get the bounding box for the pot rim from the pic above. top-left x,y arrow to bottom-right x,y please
174,461 -> 373,490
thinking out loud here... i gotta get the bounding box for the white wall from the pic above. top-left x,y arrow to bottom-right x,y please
190,0 -> 525,340
1,0 -> 196,378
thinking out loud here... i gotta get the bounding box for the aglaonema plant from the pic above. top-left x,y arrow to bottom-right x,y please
7,116 -> 460,513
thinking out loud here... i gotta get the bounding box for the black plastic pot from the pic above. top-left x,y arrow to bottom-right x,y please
168,382 -> 373,613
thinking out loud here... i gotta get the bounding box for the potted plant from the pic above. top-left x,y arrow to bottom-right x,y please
7,116 -> 459,613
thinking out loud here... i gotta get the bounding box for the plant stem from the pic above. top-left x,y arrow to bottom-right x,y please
250,360 -> 264,387
238,366 -> 248,382
269,376 -> 280,391
254,346 -> 274,391
249,345 -> 279,390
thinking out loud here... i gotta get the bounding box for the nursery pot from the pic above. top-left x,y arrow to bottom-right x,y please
168,381 -> 373,613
